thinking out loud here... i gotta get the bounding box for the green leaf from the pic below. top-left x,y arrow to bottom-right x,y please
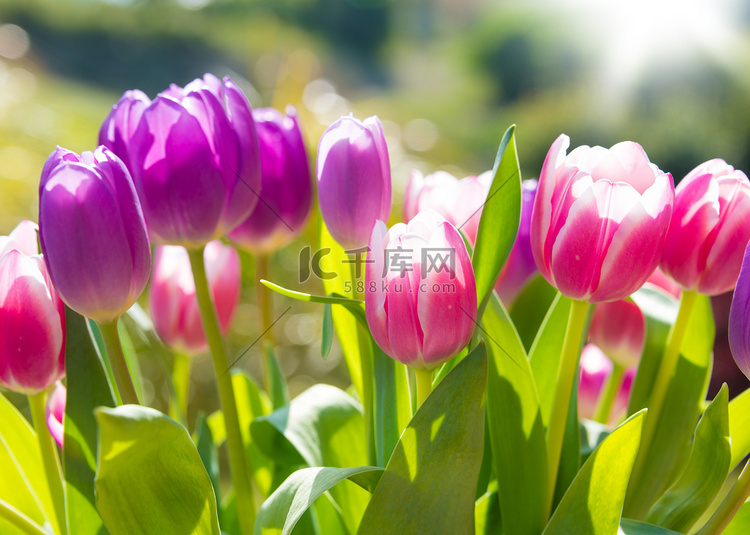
371,345 -> 411,468
482,294 -> 548,535
509,275 -> 558,351
475,487 -> 502,535
254,466 -> 384,535
321,303 -> 333,360
543,411 -> 646,535
723,498 -> 750,535
358,344 -> 488,535
194,414 -> 220,508
63,306 -> 116,535
618,519 -> 682,534
728,387 -> 750,470
264,342 -> 290,411
117,319 -> 144,404
251,384 -> 370,533
647,385 -> 731,532
95,405 -> 220,535
472,124 -> 522,317
260,280 -> 366,328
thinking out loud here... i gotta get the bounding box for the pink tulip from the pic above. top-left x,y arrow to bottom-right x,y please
403,169 -> 491,245
589,299 -> 645,369
149,240 -> 240,355
0,221 -> 66,395
531,134 -> 674,303
46,381 -> 66,448
578,344 -> 635,424
644,266 -> 681,299
660,159 -> 750,296
365,210 -> 476,369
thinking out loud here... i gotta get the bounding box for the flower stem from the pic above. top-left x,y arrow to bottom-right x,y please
255,254 -> 274,396
27,391 -> 66,535
351,261 -> 376,467
97,319 -> 140,406
594,363 -> 625,425
415,368 -> 433,409
625,290 -> 697,518
0,497 -> 49,535
545,299 -> 590,519
188,247 -> 255,535
696,458 -> 750,535
169,351 -> 192,427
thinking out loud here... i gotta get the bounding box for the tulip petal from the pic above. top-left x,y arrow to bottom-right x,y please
729,242 -> 750,380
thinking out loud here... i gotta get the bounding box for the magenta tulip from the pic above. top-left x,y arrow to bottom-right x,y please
229,106 -> 312,253
645,267 -> 681,299
150,240 -> 240,355
531,134 -> 674,303
589,299 -> 645,369
46,381 -> 65,448
0,221 -> 65,395
660,159 -> 750,296
403,169 -> 491,245
578,344 -> 635,424
39,146 -> 151,322
317,115 -> 391,250
365,210 -> 476,369
100,74 -> 261,248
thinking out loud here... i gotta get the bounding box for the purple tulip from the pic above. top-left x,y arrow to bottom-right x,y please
365,210 -> 476,369
99,74 -> 262,247
229,106 -> 312,253
729,241 -> 750,380
317,115 -> 392,250
0,221 -> 66,395
39,146 -> 151,322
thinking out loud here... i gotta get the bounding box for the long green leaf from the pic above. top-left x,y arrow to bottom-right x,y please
723,498 -> 750,535
619,519 -> 681,534
728,387 -> 750,469
509,275 -> 558,351
358,344 -> 488,535
95,406 -> 220,535
472,124 -> 522,317
371,345 -> 411,468
260,280 -> 366,327
483,294 -> 547,535
544,411 -> 646,535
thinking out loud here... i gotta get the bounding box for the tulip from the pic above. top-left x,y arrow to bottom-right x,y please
46,381 -> 66,448
729,241 -> 750,380
38,146 -> 151,323
100,73 -> 262,248
531,134 -> 674,303
495,179 -> 539,305
403,169 -> 491,245
0,219 -> 40,257
645,266 -> 681,299
0,222 -> 65,395
229,106 -> 312,253
150,240 -> 240,355
317,115 -> 391,250
660,159 -> 750,296
365,209 -> 476,370
588,298 -> 645,369
578,344 -> 635,425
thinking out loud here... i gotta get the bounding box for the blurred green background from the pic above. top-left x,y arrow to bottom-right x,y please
1,0 -> 749,413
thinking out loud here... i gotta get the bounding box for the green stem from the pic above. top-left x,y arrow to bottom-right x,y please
188,247 -> 255,535
169,352 -> 192,427
696,458 -> 750,535
625,290 -> 697,518
0,497 -> 49,535
545,299 -> 590,520
255,254 -> 274,397
97,319 -> 140,405
28,391 -> 66,535
415,368 -> 433,408
594,363 -> 625,425
351,262 -> 376,467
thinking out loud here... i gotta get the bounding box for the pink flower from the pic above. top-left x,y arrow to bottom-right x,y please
589,299 -> 645,369
531,134 -> 674,303
660,159 -> 750,296
403,169 -> 491,245
644,267 -> 681,299
578,344 -> 635,424
149,240 -> 240,355
365,210 -> 476,369
46,381 -> 66,448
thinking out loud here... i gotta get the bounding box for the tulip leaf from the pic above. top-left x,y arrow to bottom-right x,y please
646,385 -> 730,532
624,293 -> 714,518
509,274 -> 558,351
251,384 -> 370,533
723,498 -> 750,535
618,519 -> 682,534
728,387 -> 750,470
116,319 -> 144,405
358,343 -> 488,535
482,294 -> 548,535
254,466 -> 384,535
63,306 -> 116,535
475,487 -> 502,535
194,413 -> 220,509
543,411 -> 646,535
95,405 -> 221,535
472,124 -> 522,318
264,342 -> 289,410
371,344 -> 412,468
321,302 -> 333,359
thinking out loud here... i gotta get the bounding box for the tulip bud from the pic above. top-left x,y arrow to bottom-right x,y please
403,169 -> 491,245
46,381 -> 66,448
729,241 -> 750,380
317,115 -> 391,250
229,106 -> 312,253
0,221 -> 65,395
589,299 -> 645,369
100,74 -> 262,247
365,210 -> 477,369
660,159 -> 750,296
38,146 -> 151,322
531,134 -> 674,303
495,179 -> 539,305
578,344 -> 635,424
150,240 -> 240,355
